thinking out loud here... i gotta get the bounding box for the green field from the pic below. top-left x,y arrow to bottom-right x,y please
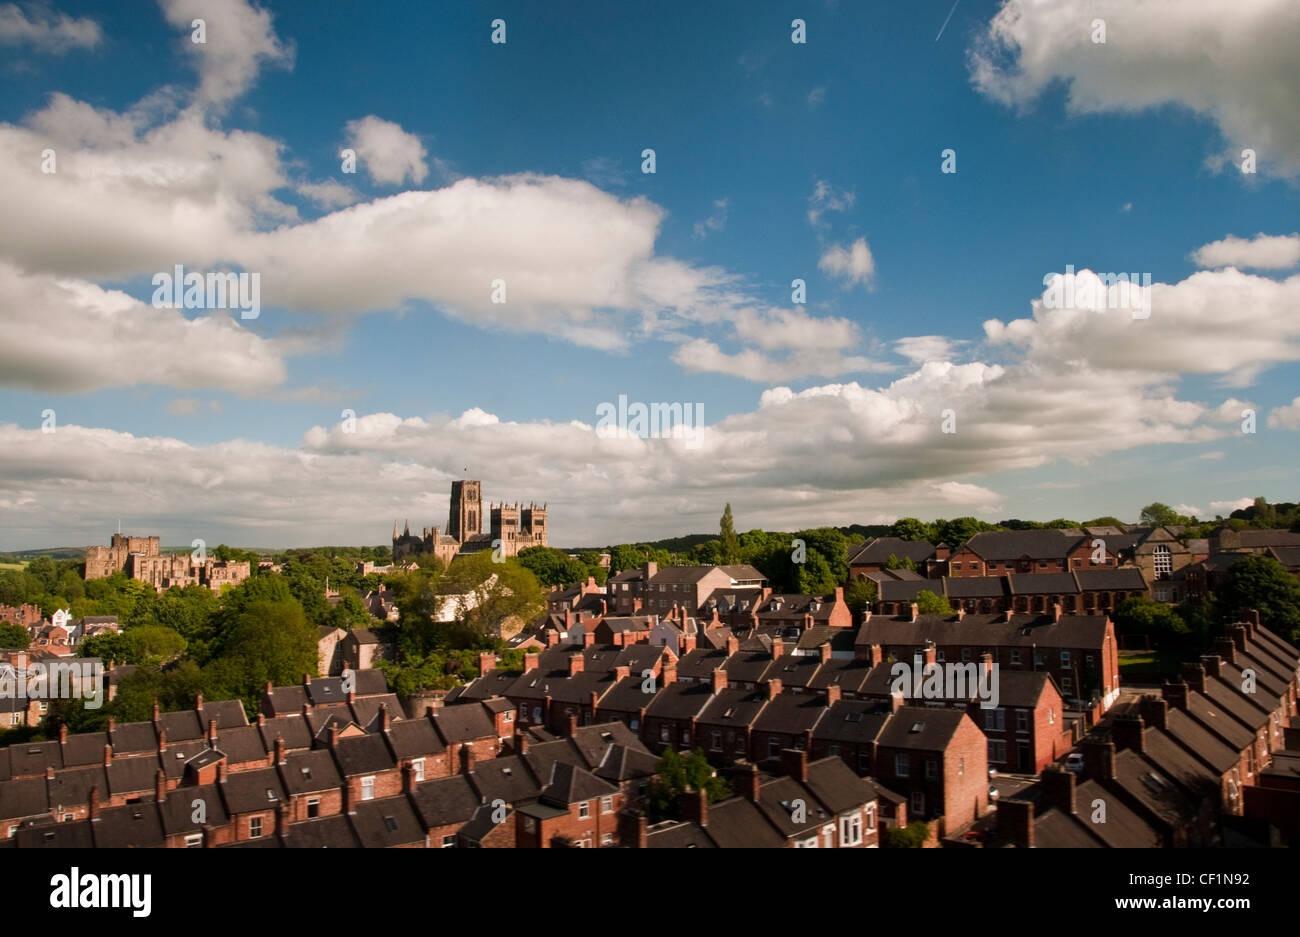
0,562 -> 26,572
1118,648 -> 1182,679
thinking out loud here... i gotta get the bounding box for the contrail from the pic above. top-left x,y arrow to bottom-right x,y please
935,0 -> 960,42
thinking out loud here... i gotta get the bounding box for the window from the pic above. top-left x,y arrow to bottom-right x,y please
184,833 -> 203,848
412,759 -> 425,782
441,834 -> 456,847
924,759 -> 938,779
988,740 -> 1007,763
952,563 -> 961,570
503,711 -> 513,722
796,836 -> 818,848
601,833 -> 614,846
858,752 -> 871,773
361,776 -> 375,801
910,792 -> 925,815
306,797 -> 320,819
865,804 -> 877,832
961,648 -> 971,662
578,801 -> 590,820
680,728 -> 690,744
711,730 -> 722,751
840,813 -> 863,846
659,725 -> 670,742
1062,676 -> 1073,694
1010,649 -> 1021,665
1153,544 -> 1172,578
1060,651 -> 1071,666
1015,710 -> 1029,733
894,754 -> 909,777
601,796 -> 614,814
9,714 -> 19,726
935,650 -> 946,663
249,817 -> 263,838
828,744 -> 840,757
983,708 -> 1005,731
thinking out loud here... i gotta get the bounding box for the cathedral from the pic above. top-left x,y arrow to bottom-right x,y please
392,480 -> 548,564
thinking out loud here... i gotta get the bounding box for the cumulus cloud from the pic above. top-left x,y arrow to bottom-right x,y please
819,238 -> 875,288
296,179 -> 359,209
968,0 -> 1300,178
1267,396 -> 1300,430
692,199 -> 728,239
0,261 -> 286,394
984,267 -> 1300,387
0,2 -> 100,52
343,115 -> 428,186
1192,233 -> 1300,270
895,336 -> 955,364
1209,497 -> 1256,514
158,0 -> 293,109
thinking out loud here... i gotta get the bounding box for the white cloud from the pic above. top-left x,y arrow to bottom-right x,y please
1172,504 -> 1204,517
984,267 -> 1300,387
819,238 -> 875,288
0,2 -> 100,52
0,262 -> 286,394
344,115 -> 428,186
969,0 -> 1300,178
692,199 -> 728,239
807,178 -> 855,228
158,0 -> 293,109
1267,396 -> 1300,430
296,179 -> 359,208
807,86 -> 827,107
895,336 -> 955,363
1192,233 -> 1300,270
1210,497 -> 1255,514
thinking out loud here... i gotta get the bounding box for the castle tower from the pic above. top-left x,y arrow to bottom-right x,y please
449,480 -> 482,543
490,502 -> 521,544
520,502 -> 547,546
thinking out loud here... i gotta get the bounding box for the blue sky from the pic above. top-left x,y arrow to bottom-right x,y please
1,0 -> 1299,549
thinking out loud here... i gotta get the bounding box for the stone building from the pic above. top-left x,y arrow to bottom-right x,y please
82,533 -> 250,593
392,480 -> 548,564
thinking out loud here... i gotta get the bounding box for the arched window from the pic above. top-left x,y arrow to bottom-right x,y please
1153,544 -> 1172,579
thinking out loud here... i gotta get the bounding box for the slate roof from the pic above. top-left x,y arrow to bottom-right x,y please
963,530 -> 1082,560
848,538 -> 936,565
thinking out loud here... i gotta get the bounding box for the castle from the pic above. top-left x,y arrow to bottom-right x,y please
84,533 -> 250,592
392,480 -> 547,565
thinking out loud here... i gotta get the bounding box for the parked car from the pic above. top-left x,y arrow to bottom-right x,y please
1065,753 -> 1085,774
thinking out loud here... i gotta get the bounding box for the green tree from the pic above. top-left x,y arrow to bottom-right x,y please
844,577 -> 876,617
516,547 -> 588,588
1215,554 -> 1300,643
884,821 -> 931,848
1139,502 -> 1186,527
647,748 -> 732,821
1111,597 -> 1189,639
0,622 -> 29,649
914,589 -> 954,616
891,518 -> 934,542
719,504 -> 741,565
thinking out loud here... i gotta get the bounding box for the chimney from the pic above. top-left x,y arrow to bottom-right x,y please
568,652 -> 584,676
890,690 -> 905,712
208,718 -> 218,746
565,608 -> 574,629
155,769 -> 167,803
303,673 -> 311,687
734,761 -> 761,802
566,713 -> 578,737
1112,716 -> 1146,753
88,785 -> 102,820
583,631 -> 597,648
302,701 -> 313,717
515,732 -> 530,756
910,602 -> 919,623
379,703 -> 391,733
524,651 -> 540,672
59,724 -> 68,744
956,606 -> 965,621
825,683 -> 842,705
615,665 -> 630,682
257,713 -> 266,727
479,652 -> 496,676
711,668 -> 727,695
1161,679 -> 1189,712
589,690 -> 599,721
1228,623 -> 1248,653
152,700 -> 160,723
195,692 -> 204,710
834,586 -> 845,604
765,678 -> 782,700
157,728 -> 167,753
107,716 -> 115,734
277,803 -> 291,837
981,652 -> 994,676
644,561 -> 658,580
780,748 -> 809,782
1181,662 -> 1206,694
274,735 -> 287,766
402,763 -> 416,794
772,637 -> 784,659
1200,655 -> 1223,679
998,799 -> 1034,848
329,724 -> 341,749
923,641 -> 937,668
1004,608 -> 1015,623
1138,696 -> 1168,732
1213,636 -> 1237,666
1081,736 -> 1116,781
599,598 -> 608,618
546,630 -> 560,647
661,654 -> 677,686
682,631 -> 697,654
102,743 -> 112,767
217,759 -> 229,784
1041,765 -> 1076,814
460,743 -> 476,773
726,635 -> 739,656
618,809 -> 648,848
681,786 -> 708,827
265,681 -> 273,696
1053,603 -> 1063,623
